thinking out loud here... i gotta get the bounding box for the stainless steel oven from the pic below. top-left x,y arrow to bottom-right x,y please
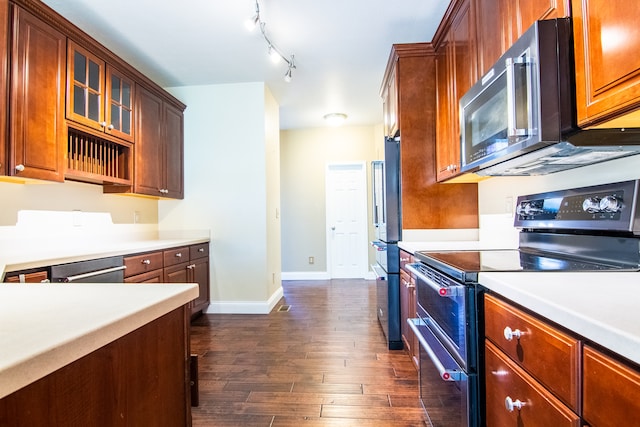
407,262 -> 480,427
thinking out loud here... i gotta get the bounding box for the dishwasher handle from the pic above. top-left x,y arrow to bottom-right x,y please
62,265 -> 127,282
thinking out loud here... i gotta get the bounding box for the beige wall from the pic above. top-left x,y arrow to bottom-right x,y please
0,179 -> 157,226
280,125 -> 383,274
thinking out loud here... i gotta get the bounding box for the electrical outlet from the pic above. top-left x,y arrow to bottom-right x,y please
133,211 -> 140,223
308,256 -> 314,264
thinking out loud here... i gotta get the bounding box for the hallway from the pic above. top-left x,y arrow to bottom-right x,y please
190,279 -> 429,426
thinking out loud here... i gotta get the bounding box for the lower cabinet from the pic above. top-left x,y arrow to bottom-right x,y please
4,269 -> 49,283
124,242 -> 210,318
0,306 -> 191,426
399,250 -> 418,370
583,345 -> 640,427
484,293 -> 640,426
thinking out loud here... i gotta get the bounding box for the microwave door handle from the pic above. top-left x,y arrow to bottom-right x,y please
505,57 -> 531,138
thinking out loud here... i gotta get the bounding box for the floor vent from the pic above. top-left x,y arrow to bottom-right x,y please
277,305 -> 291,312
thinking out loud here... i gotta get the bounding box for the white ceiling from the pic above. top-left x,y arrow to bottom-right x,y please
41,0 -> 450,130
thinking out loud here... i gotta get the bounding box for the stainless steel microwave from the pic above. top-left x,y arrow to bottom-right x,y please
459,18 -> 640,176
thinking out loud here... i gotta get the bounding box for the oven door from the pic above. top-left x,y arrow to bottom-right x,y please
406,263 -> 470,369
409,318 -> 476,427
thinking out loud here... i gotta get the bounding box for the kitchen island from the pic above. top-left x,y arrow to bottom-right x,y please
0,283 -> 198,426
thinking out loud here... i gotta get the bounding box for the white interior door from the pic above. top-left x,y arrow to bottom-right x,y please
326,162 -> 368,278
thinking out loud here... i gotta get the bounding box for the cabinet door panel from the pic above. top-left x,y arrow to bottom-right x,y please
135,86 -> 163,196
191,258 -> 209,314
164,262 -> 189,283
105,65 -> 135,142
583,346 -> 640,427
10,6 -> 66,181
66,41 -> 105,131
164,102 -> 184,199
572,0 -> 640,125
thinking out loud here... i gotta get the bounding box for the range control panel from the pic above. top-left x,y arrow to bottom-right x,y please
514,180 -> 640,232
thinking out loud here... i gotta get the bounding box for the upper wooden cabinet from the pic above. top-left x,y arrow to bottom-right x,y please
572,0 -> 640,126
435,0 -> 478,181
514,0 -> 569,37
67,41 -> 135,143
9,5 -> 66,182
381,43 -> 478,230
134,86 -> 184,199
476,0 -> 512,75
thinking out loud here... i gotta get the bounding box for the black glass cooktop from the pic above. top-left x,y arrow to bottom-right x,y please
414,249 -> 639,283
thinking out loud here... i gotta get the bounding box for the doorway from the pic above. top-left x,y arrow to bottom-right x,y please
325,162 -> 368,278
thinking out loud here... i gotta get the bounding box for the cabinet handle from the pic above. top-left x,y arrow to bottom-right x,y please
187,264 -> 196,269
141,259 -> 151,265
400,256 -> 410,262
175,253 -> 182,258
504,396 -> 525,412
198,248 -> 204,252
503,326 -> 523,341
15,164 -> 25,172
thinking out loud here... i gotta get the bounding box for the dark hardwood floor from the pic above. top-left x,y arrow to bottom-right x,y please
190,279 -> 429,426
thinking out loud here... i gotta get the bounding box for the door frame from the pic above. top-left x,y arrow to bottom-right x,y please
325,161 -> 369,279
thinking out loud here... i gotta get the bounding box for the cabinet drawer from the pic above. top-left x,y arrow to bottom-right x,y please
484,294 -> 581,411
124,269 -> 163,283
583,346 -> 640,427
124,251 -> 163,277
190,243 -> 209,260
485,340 -> 580,427
399,250 -> 413,273
164,246 -> 189,267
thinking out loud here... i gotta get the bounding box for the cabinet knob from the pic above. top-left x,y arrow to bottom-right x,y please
504,396 -> 525,412
141,259 -> 151,265
198,248 -> 204,252
503,326 -> 523,341
107,124 -> 114,130
175,253 -> 182,258
100,121 -> 107,128
15,164 -> 25,172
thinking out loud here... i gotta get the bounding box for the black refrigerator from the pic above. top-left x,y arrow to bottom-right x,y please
371,135 -> 402,350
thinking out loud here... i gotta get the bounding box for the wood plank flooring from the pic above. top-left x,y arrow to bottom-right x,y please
190,279 -> 429,426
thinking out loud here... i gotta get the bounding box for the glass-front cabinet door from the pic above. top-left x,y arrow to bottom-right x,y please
66,41 -> 134,142
106,66 -> 134,142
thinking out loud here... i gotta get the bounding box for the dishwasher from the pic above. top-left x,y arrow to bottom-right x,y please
50,256 -> 126,283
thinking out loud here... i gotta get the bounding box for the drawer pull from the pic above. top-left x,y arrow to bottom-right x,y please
503,326 -> 523,341
504,396 -> 525,412
175,253 -> 183,258
198,248 -> 204,252
142,259 -> 151,265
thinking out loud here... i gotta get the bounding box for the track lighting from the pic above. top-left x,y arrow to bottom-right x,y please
246,0 -> 296,82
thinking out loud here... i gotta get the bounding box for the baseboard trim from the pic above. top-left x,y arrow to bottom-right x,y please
281,271 -> 331,281
282,271 -> 377,281
205,286 -> 284,314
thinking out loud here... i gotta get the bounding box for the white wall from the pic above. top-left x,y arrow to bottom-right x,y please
158,82 -> 282,314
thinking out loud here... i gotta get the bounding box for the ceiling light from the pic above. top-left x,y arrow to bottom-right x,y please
324,113 -> 348,126
246,0 -> 296,81
245,14 -> 259,31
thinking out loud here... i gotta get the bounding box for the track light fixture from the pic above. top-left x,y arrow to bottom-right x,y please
245,0 -> 296,82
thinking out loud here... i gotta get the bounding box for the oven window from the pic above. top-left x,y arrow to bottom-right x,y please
416,277 -> 467,363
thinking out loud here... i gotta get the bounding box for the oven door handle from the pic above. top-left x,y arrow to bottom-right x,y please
62,265 -> 127,282
408,318 -> 467,382
406,263 -> 463,297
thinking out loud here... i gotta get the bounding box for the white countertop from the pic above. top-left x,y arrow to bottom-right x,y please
479,272 -> 640,366
0,283 -> 198,399
0,233 -> 210,280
